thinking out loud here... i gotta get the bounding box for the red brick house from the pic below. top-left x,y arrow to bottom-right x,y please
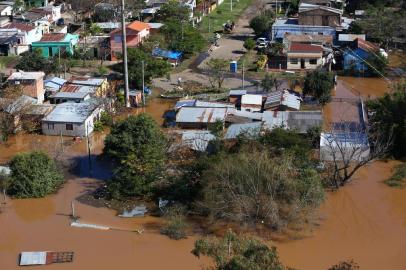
109,21 -> 150,61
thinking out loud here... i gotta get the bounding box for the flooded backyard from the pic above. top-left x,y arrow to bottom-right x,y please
1,78 -> 405,269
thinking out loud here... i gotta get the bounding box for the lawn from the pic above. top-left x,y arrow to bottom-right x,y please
199,0 -> 253,39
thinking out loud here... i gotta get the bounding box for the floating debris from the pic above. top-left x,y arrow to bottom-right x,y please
19,251 -> 74,266
118,205 -> 147,218
70,221 -> 110,230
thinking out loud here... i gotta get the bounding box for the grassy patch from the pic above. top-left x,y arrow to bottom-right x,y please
199,0 -> 253,39
0,55 -> 19,69
385,163 -> 406,187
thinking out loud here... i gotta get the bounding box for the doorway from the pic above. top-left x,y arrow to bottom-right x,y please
300,59 -> 305,69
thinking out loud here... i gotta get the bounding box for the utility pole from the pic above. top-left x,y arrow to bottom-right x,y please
142,60 -> 145,106
208,15 -> 211,33
230,0 -> 232,11
71,201 -> 76,219
242,61 -> 245,90
86,123 -> 92,177
121,0 -> 130,107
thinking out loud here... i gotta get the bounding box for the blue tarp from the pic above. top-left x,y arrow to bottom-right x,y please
152,48 -> 182,60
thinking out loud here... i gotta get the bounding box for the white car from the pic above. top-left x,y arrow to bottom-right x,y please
256,42 -> 267,49
256,37 -> 269,45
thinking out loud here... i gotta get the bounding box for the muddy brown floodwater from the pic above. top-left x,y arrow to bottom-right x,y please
1,79 -> 405,270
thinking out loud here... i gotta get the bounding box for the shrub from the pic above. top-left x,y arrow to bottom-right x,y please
8,151 -> 64,198
384,163 -> 406,187
160,205 -> 188,240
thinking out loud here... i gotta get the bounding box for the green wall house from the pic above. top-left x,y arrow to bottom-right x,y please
31,33 -> 79,58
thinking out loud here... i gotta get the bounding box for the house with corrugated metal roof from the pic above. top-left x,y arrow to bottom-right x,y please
31,33 -> 79,58
262,110 -> 322,133
176,106 -> 228,129
7,71 -> 46,103
264,90 -> 302,111
41,101 -> 104,137
343,38 -> 381,75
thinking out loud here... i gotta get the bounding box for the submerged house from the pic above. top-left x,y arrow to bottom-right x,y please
241,94 -> 263,113
41,101 -> 104,137
31,33 -> 79,58
343,38 -> 380,75
262,110 -> 322,133
176,106 -> 228,129
264,90 -> 302,111
320,131 -> 370,161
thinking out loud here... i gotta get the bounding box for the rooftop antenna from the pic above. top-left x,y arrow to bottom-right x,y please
121,0 -> 130,107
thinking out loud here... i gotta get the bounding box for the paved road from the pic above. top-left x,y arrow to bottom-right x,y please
152,0 -> 261,91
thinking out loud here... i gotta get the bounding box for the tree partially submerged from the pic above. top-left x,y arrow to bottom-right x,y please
197,150 -> 324,229
7,151 -> 64,198
303,69 -> 334,106
104,114 -> 167,199
192,229 -> 286,270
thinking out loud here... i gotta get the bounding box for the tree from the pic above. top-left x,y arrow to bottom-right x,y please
161,19 -> 205,55
125,48 -> 171,89
367,80 -> 406,159
347,21 -> 364,35
0,169 -> 10,203
192,229 -> 286,270
321,120 -> 391,188
328,260 -> 360,270
243,38 -> 256,51
15,49 -> 56,74
365,53 -> 388,77
303,69 -> 334,106
7,151 -> 64,198
155,0 -> 190,22
249,10 -> 275,36
197,150 -> 324,229
104,114 -> 167,198
261,73 -> 282,92
206,58 -> 229,90
89,23 -> 103,35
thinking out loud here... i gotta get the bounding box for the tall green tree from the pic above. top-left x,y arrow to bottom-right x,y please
367,80 -> 406,159
192,229 -> 286,270
261,73 -> 282,92
243,38 -> 256,51
7,151 -> 64,198
15,49 -> 56,74
303,69 -> 334,106
249,10 -> 275,36
104,114 -> 167,198
126,48 -> 171,89
161,19 -> 205,55
155,0 -> 190,22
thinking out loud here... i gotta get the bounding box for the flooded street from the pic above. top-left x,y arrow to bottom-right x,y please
1,78 -> 405,269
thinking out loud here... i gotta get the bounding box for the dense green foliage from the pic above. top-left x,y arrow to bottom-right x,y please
155,0 -> 190,22
249,10 -> 275,36
15,50 -> 56,74
328,260 -> 360,270
104,114 -> 167,198
261,73 -> 282,92
161,19 -> 205,55
160,205 -> 188,240
243,38 -> 256,51
384,163 -> 406,187
303,69 -> 334,106
367,80 -> 406,159
198,150 -> 324,229
7,151 -> 64,198
126,48 -> 171,89
365,53 -> 388,77
192,230 -> 286,270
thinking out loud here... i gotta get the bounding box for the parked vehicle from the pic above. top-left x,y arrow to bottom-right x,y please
256,37 -> 269,45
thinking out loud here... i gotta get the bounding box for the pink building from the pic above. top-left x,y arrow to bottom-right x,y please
110,21 -> 150,61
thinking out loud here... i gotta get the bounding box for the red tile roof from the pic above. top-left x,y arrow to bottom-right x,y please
289,42 -> 323,53
40,33 -> 66,42
127,21 -> 150,32
1,22 -> 35,32
355,38 -> 379,52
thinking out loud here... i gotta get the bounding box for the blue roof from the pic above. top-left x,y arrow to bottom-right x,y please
44,77 -> 66,91
152,47 -> 182,60
174,99 -> 196,110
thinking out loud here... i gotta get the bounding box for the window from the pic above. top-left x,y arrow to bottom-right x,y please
114,35 -> 122,42
47,123 -> 54,130
309,59 -> 318,65
290,58 -> 298,64
66,124 -> 73,130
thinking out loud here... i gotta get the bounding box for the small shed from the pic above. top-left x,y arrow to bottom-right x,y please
229,89 -> 247,105
264,90 -> 301,111
20,252 -> 47,266
225,122 -> 262,139
241,94 -> 263,113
